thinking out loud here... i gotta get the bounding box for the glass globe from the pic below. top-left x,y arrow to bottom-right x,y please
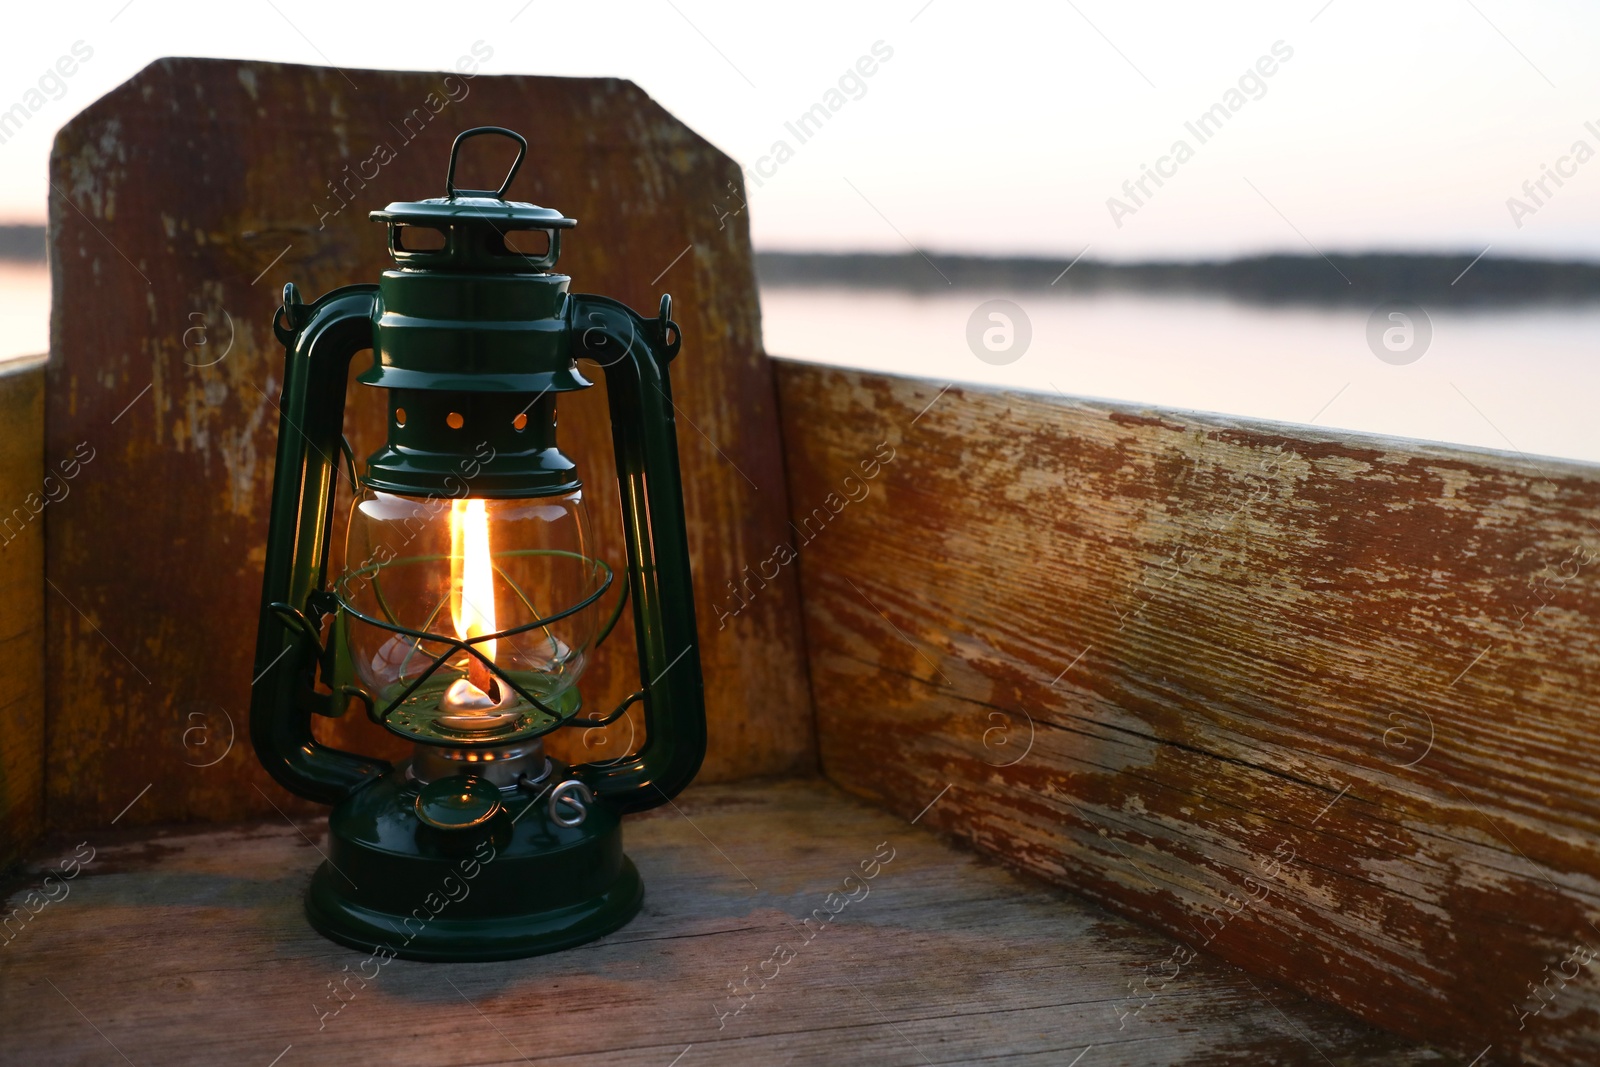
337,487 -> 606,744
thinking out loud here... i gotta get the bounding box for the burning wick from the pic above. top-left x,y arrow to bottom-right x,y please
467,654 -> 500,703
439,669 -> 517,730
440,674 -> 513,714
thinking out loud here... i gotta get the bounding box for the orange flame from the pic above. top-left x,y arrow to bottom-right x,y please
449,498 -> 497,672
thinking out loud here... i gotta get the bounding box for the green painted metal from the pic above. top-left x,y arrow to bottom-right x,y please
565,291 -> 705,813
370,126 -> 576,276
360,270 -> 587,393
248,126 -> 705,960
250,283 -> 391,805
306,768 -> 642,962
377,677 -> 582,746
413,774 -> 503,830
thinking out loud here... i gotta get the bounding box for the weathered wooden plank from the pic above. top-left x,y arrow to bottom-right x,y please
0,356 -> 45,870
0,779 -> 1440,1064
43,59 -> 813,833
774,360 -> 1600,1066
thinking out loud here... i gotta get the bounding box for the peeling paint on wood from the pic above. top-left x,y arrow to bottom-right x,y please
0,357 -> 45,869
776,361 -> 1600,1066
43,59 -> 813,834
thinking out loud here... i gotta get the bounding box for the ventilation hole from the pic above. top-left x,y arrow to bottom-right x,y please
394,408 -> 407,427
499,229 -> 552,258
512,413 -> 528,431
394,225 -> 447,252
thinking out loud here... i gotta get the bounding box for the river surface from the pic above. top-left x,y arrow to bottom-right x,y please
4,265 -> 1595,464
0,264 -> 47,365
762,286 -> 1600,466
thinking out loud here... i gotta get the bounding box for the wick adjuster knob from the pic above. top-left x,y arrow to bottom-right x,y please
548,779 -> 593,828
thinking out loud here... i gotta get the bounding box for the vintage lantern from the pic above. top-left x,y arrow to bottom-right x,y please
249,127 -> 705,961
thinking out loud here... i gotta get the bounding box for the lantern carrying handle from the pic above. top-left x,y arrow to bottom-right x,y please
565,292 -> 706,813
445,126 -> 528,200
250,283 -> 392,804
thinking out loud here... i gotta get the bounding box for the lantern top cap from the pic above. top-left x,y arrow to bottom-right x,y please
368,195 -> 576,229
368,126 -> 576,230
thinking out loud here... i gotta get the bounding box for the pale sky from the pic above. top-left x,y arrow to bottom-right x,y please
2,0 -> 1599,260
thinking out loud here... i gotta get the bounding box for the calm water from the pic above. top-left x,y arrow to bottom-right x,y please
5,264 -> 1595,464
762,287 -> 1600,466
0,264 -> 48,364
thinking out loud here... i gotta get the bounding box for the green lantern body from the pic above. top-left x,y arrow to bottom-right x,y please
248,128 -> 705,961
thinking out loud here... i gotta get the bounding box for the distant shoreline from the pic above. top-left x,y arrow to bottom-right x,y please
756,251 -> 1600,307
6,224 -> 1596,306
0,225 -> 43,262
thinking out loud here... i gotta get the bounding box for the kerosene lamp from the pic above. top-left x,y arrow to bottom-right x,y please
249,127 -> 705,961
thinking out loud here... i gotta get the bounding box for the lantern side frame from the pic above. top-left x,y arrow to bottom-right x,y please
250,283 -> 707,814
249,283 -> 391,804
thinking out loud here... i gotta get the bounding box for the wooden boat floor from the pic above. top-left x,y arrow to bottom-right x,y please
1,778 -> 1446,1066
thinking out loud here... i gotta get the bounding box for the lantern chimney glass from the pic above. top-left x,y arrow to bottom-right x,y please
338,487 -> 605,744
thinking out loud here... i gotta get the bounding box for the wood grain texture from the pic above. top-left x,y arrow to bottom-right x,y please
775,360 -> 1600,1066
0,778 -> 1442,1065
43,59 -> 812,833
0,357 -> 45,870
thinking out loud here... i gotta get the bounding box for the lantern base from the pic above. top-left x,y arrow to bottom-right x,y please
303,767 -> 643,962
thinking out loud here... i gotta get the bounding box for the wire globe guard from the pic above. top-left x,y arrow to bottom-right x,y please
334,553 -> 620,748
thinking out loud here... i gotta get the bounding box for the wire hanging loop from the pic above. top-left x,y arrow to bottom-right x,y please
445,126 -> 528,200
